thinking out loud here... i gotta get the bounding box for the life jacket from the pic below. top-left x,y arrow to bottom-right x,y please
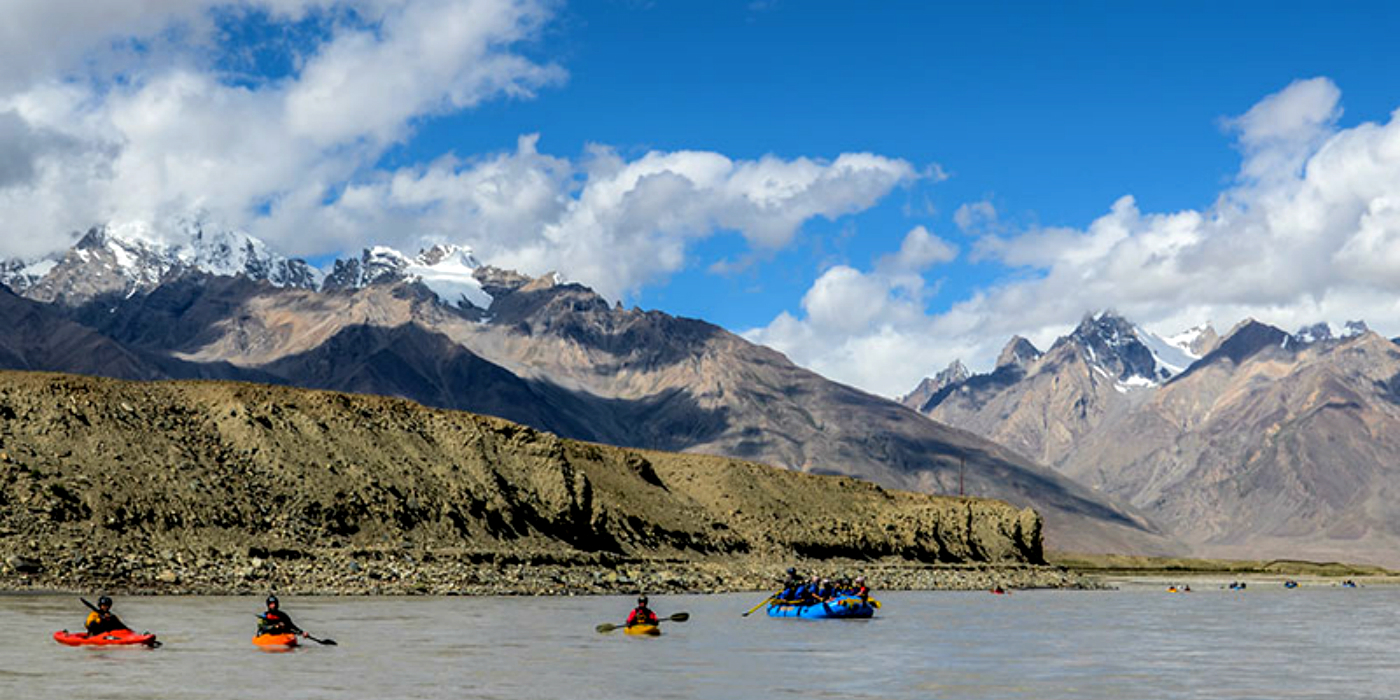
85,611 -> 128,635
627,606 -> 657,625
259,609 -> 296,634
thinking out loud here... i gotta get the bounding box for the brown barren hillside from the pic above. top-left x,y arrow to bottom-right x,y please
0,371 -> 1068,594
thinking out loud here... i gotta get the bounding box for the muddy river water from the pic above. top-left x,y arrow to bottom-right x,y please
2,587 -> 1393,699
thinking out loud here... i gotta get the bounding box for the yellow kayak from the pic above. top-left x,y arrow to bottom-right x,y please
624,624 -> 661,636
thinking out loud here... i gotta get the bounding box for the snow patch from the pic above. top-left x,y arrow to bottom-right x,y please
1134,325 -> 1200,376
21,259 -> 57,278
406,245 -> 492,310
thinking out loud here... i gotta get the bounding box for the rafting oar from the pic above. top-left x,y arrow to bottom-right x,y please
253,615 -> 336,645
596,612 -> 690,633
740,595 -> 775,617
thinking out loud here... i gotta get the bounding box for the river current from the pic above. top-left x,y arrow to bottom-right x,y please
2,587 -> 1393,699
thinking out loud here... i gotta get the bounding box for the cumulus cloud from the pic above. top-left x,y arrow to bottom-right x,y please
297,136 -> 916,298
953,199 -> 997,234
0,0 -> 915,295
745,226 -> 959,392
0,0 -> 563,258
748,78 -> 1400,397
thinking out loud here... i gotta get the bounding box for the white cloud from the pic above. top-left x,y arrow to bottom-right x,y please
880,225 -> 956,272
0,0 -> 562,259
0,0 -> 915,296
953,199 -> 997,233
745,226 -> 958,393
747,78 -> 1400,398
296,136 -> 917,299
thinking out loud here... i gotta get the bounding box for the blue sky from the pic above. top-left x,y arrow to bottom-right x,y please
373,1 -> 1399,324
4,1 -> 1400,394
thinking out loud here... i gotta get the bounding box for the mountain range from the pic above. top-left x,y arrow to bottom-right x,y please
0,221 -> 1171,556
905,311 -> 1400,566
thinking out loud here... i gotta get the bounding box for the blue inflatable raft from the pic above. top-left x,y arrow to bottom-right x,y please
766,596 -> 875,619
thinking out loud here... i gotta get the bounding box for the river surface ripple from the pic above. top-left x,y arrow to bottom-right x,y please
2,588 -> 1394,699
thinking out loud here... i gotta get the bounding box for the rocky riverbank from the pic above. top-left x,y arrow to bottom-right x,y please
0,371 -> 1086,595
2,548 -> 1097,596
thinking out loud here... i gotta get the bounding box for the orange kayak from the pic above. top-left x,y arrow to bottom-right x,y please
54,629 -> 158,647
252,633 -> 300,649
624,624 -> 661,636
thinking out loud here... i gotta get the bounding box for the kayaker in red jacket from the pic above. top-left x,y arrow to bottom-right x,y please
258,595 -> 304,637
626,595 -> 658,627
85,596 -> 129,636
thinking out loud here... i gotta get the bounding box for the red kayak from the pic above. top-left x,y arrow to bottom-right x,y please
54,629 -> 158,647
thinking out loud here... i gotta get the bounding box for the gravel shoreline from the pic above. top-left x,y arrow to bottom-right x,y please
3,552 -> 1102,595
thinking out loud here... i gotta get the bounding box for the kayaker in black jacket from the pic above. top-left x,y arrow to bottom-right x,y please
258,595 -> 304,637
85,596 -> 129,636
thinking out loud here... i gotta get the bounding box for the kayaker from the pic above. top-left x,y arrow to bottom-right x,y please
626,595 -> 658,627
84,596 -> 129,636
258,595 -> 304,637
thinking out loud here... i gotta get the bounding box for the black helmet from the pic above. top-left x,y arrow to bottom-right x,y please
266,594 -> 279,606
786,567 -> 797,575
98,596 -> 112,608
637,595 -> 648,605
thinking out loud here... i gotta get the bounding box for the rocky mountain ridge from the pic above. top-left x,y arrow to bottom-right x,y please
0,371 -> 1067,594
0,227 -> 1172,556
0,220 -> 496,312
905,311 -> 1400,565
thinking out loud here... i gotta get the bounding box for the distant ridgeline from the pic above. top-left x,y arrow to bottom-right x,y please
0,371 -> 1044,593
0,221 -> 1168,557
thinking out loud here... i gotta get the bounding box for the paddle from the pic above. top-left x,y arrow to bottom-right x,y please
254,614 -> 337,645
740,595 -> 775,617
595,612 -> 690,633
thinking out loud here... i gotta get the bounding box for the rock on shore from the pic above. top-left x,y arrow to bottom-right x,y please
0,371 -> 1081,594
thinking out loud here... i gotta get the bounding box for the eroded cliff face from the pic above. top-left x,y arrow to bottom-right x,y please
0,371 -> 1044,593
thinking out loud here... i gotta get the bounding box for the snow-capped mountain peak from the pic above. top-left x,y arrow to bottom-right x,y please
0,219 -> 321,304
1062,311 -> 1220,390
1064,311 -> 1163,385
321,243 -> 493,310
1290,320 -> 1369,346
2,217 -> 500,311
